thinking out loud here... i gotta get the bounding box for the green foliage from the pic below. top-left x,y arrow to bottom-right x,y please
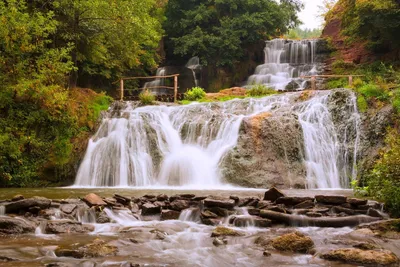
184,87 -> 206,101
367,129 -> 400,217
284,27 -> 322,39
163,0 -> 302,67
139,90 -> 156,105
357,95 -> 368,112
358,84 -> 389,101
247,84 -> 277,97
326,78 -> 348,89
393,90 -> 400,113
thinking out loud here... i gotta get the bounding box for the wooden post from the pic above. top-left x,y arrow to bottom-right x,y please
120,79 -> 124,101
311,76 -> 316,90
174,75 -> 178,103
348,75 -> 353,87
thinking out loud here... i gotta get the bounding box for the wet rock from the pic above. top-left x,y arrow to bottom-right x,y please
254,235 -> 272,247
0,255 -> 19,262
46,263 -> 78,267
193,196 -> 207,201
5,197 -> 51,213
160,209 -> 180,221
154,201 -> 167,208
206,206 -> 233,217
141,203 -> 161,215
213,237 -> 227,246
201,217 -> 221,226
263,187 -> 285,202
285,80 -> 301,91
11,195 -> 24,201
229,195 -> 239,203
156,194 -> 168,201
271,232 -> 314,254
179,194 -> 195,199
367,208 -> 384,218
83,193 -> 106,207
356,219 -> 400,238
347,198 -> 368,206
267,205 -> 290,214
45,220 -> 94,234
60,204 -> 77,214
204,198 -> 235,210
257,200 -> 271,209
321,248 -> 399,266
276,197 -> 314,206
29,206 -> 41,214
97,211 -> 111,223
170,199 -> 190,211
0,217 -> 35,234
55,248 -> 84,258
238,197 -> 260,207
331,206 -> 355,215
247,207 -> 261,216
294,200 -> 315,209
353,242 -> 380,250
263,251 -> 272,257
315,195 -> 347,205
114,194 -> 131,205
233,216 -> 271,228
80,239 -> 118,257
211,226 -> 244,237
130,203 -> 140,213
201,210 -> 218,218
306,212 -> 322,217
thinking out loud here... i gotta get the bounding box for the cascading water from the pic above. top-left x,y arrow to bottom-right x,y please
74,90 -> 360,189
185,56 -> 201,87
247,39 -> 318,90
144,67 -> 166,94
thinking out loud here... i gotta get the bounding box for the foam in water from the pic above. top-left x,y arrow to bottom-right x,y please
74,90 -> 360,189
247,39 -> 318,90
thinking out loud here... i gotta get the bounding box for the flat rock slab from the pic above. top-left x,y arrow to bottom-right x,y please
83,193 -> 106,206
60,204 -> 77,214
276,197 -> 314,206
211,226 -> 244,237
347,198 -> 368,206
45,220 -> 94,234
5,197 -> 51,213
315,195 -> 347,205
264,187 -> 285,202
204,198 -> 235,209
160,209 -> 180,221
321,248 -> 399,266
0,217 -> 35,234
141,203 -> 161,215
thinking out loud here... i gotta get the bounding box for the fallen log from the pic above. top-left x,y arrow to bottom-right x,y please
260,210 -> 381,228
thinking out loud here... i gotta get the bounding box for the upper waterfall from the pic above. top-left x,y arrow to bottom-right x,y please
247,39 -> 319,90
74,90 -> 360,189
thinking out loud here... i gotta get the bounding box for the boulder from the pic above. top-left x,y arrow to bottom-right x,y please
321,248 -> 399,266
170,199 -> 190,211
5,197 -> 51,213
141,203 -> 161,215
83,193 -> 106,206
347,198 -> 368,206
276,197 -> 314,206
257,200 -> 271,209
233,216 -> 271,228
211,226 -> 244,237
204,198 -> 235,210
315,195 -> 347,205
160,210 -> 180,221
60,204 -> 77,214
367,208 -> 384,218
45,220 -> 94,234
271,232 -> 314,253
156,194 -> 169,201
201,210 -> 218,219
263,188 -> 285,202
0,217 -> 35,234
11,195 -> 24,201
113,194 -> 131,205
54,248 -> 84,259
294,200 -> 315,209
80,239 -> 118,258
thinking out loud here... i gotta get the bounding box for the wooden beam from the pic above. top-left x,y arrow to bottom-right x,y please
311,76 -> 316,90
348,75 -> 353,87
121,74 -> 180,80
174,75 -> 178,103
120,79 -> 124,101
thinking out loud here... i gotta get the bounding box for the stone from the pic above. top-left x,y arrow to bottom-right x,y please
60,204 -> 77,214
5,197 -> 51,213
179,194 -> 195,199
257,200 -> 271,209
156,194 -> 168,201
201,217 -> 221,226
247,208 -> 261,216
211,226 -> 244,237
263,251 -> 272,257
233,216 -> 271,228
347,198 -> 368,206
153,201 -> 167,208
206,206 -> 233,217
238,197 -> 260,207
83,193 -> 106,206
267,205 -> 290,214
353,242 -> 380,250
331,206 -> 355,215
201,210 -> 218,218
170,199 -> 190,211
294,200 -> 315,209
160,209 -> 180,221
11,195 -> 24,201
315,195 -> 347,205
271,232 -> 314,254
141,203 -> 161,215
80,239 -> 118,258
321,248 -> 399,266
367,208 -> 384,218
229,195 -> 239,203
263,187 -> 285,202
113,194 -> 131,205
213,237 -> 227,247
54,248 -> 84,258
276,197 -> 314,206
306,212 -> 322,217
46,263 -> 78,267
204,198 -> 235,210
45,220 -> 94,234
0,217 -> 35,234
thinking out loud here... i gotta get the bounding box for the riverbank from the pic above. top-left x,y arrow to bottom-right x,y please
0,188 -> 399,266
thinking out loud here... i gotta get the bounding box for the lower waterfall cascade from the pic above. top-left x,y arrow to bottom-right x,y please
74,89 -> 360,189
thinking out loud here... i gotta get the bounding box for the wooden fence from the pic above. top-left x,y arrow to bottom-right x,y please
300,75 -> 365,90
119,74 -> 179,102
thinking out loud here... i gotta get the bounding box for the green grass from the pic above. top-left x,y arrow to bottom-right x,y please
139,89 -> 155,105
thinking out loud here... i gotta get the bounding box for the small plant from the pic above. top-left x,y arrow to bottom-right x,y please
356,95 -> 368,112
352,78 -> 364,89
358,83 -> 389,101
139,89 -> 155,105
247,84 -> 276,97
184,87 -> 206,101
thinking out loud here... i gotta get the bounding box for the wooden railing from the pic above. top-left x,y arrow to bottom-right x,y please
120,74 -> 180,102
300,75 -> 364,90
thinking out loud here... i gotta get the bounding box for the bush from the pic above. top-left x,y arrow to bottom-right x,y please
357,95 -> 368,112
393,89 -> 400,114
358,83 -> 389,101
139,89 -> 155,105
326,78 -> 348,89
247,84 -> 276,97
184,87 -> 206,101
352,78 -> 364,89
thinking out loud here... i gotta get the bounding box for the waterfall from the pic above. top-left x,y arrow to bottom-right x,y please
247,39 -> 318,90
185,56 -> 201,87
74,90 -> 360,189
144,67 -> 166,95
0,205 -> 5,216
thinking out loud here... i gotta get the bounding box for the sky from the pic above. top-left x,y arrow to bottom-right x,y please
298,0 -> 325,29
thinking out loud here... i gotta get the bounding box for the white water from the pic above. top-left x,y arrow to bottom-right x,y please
185,56 -> 201,87
0,205 -> 5,216
74,90 -> 360,189
144,67 -> 166,95
247,39 -> 318,90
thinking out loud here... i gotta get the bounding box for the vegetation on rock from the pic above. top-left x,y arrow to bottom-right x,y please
139,90 -> 156,105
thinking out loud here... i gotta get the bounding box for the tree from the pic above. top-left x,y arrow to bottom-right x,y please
163,0 -> 302,67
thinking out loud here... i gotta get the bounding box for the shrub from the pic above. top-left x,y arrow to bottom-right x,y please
247,84 -> 276,97
357,95 -> 367,112
326,78 -> 348,89
184,87 -> 206,101
139,90 -> 155,105
358,83 -> 389,101
393,89 -> 400,114
352,78 -> 364,89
